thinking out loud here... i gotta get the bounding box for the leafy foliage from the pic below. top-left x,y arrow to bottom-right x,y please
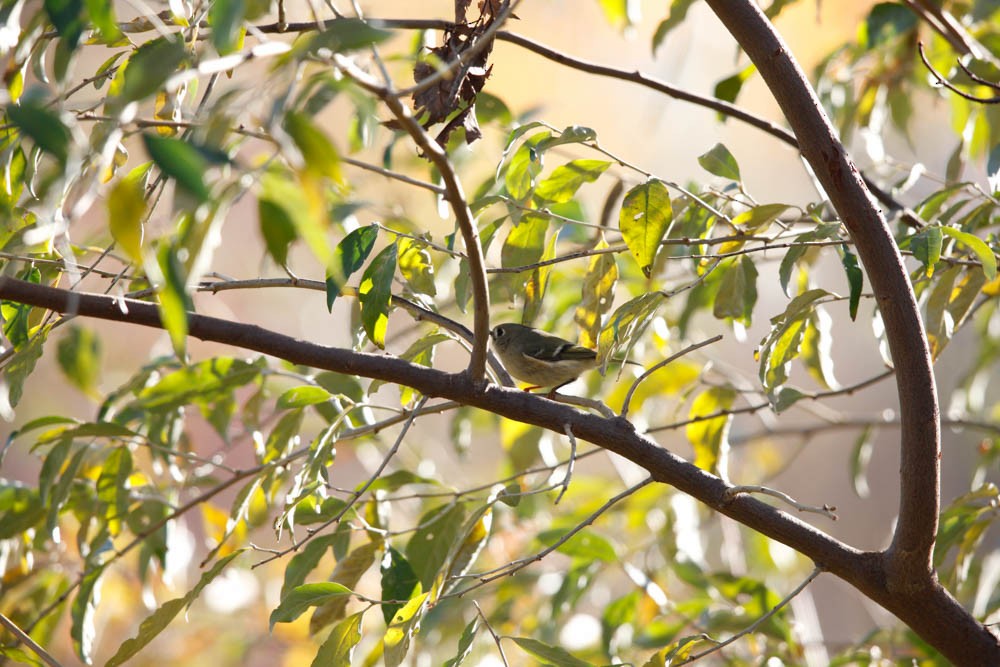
0,1 -> 998,665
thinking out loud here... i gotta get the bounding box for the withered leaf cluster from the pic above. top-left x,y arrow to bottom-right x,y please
405,0 -> 516,149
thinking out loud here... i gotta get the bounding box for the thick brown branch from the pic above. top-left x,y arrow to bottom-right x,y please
3,276 -> 994,661
700,2 -> 1000,662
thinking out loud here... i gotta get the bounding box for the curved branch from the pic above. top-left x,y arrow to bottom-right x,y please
701,1 -> 1000,662
3,276 -> 993,661
332,54 -> 492,384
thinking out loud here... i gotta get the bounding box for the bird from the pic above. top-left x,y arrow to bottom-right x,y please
489,323 -> 599,394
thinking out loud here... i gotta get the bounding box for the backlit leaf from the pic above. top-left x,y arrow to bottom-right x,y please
512,637 -> 594,667
534,159 -> 611,203
312,612 -> 364,667
698,143 -> 741,181
619,180 -> 672,277
837,244 -> 863,320
119,36 -> 188,103
56,325 -> 101,396
686,387 -> 735,473
327,225 -> 378,310
851,425 -> 875,498
574,239 -> 618,349
108,162 -> 151,262
384,591 -> 430,667
270,582 -> 353,631
208,0 -> 245,55
6,102 -> 71,165
712,256 -> 758,325
358,242 -> 397,348
941,225 -> 997,280
380,547 -> 419,625
106,551 -> 243,667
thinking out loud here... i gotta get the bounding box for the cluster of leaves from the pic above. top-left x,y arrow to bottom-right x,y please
0,0 -> 999,665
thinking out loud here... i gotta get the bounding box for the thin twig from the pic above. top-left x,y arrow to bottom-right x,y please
621,335 -> 723,419
918,41 -> 1000,104
0,612 -> 64,667
444,478 -> 653,598
332,54 -> 492,383
474,602 -> 510,667
681,567 -> 823,664
554,424 -> 577,504
724,485 -> 838,521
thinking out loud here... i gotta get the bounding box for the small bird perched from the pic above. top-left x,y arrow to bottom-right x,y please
489,323 -> 598,393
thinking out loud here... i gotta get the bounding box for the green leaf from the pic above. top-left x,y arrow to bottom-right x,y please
698,143 -> 741,181
6,102 -> 71,165
281,533 -> 341,599
380,547 -> 419,625
619,179 -> 673,277
501,212 -> 548,272
56,325 -> 101,396
574,238 -> 618,349
277,386 -> 334,409
284,110 -> 343,183
299,19 -> 393,58
366,470 -> 441,493
712,256 -> 758,325
598,292 -> 663,372
312,612 -> 364,667
310,540 -> 380,634
505,134 -> 547,200
862,2 -> 917,47
327,225 -> 378,310
71,565 -> 104,664
732,203 -> 790,232
652,0 -> 698,53
135,357 -> 262,409
987,142 -> 1000,194
837,244 -> 863,320
84,0 -> 123,42
4,329 -> 46,409
96,446 -> 132,536
108,162 -> 151,263
153,244 -> 190,357
397,236 -> 436,298
777,223 -> 841,297
772,386 -> 807,413
758,288 -> 830,395
534,159 -> 611,203
405,502 -> 467,590
713,64 -> 756,106
119,36 -> 188,103
208,0 -> 245,55
259,197 -> 297,266
686,387 -> 736,473
0,482 -> 45,539
357,242 -> 397,348
910,226 -> 943,276
851,425 -> 875,498
45,0 -> 85,50
142,134 -> 210,202
536,528 -> 617,563
383,591 -> 430,667
270,582 -> 354,631
511,637 -> 595,667
443,617 -> 480,667
940,225 -> 997,280
106,551 -> 243,667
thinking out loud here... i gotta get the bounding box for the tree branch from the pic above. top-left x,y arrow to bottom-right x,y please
701,1 -> 1000,661
5,276 -> 994,661
331,54 -> 492,384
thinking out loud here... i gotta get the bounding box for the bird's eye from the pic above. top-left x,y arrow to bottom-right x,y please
494,327 -> 505,338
